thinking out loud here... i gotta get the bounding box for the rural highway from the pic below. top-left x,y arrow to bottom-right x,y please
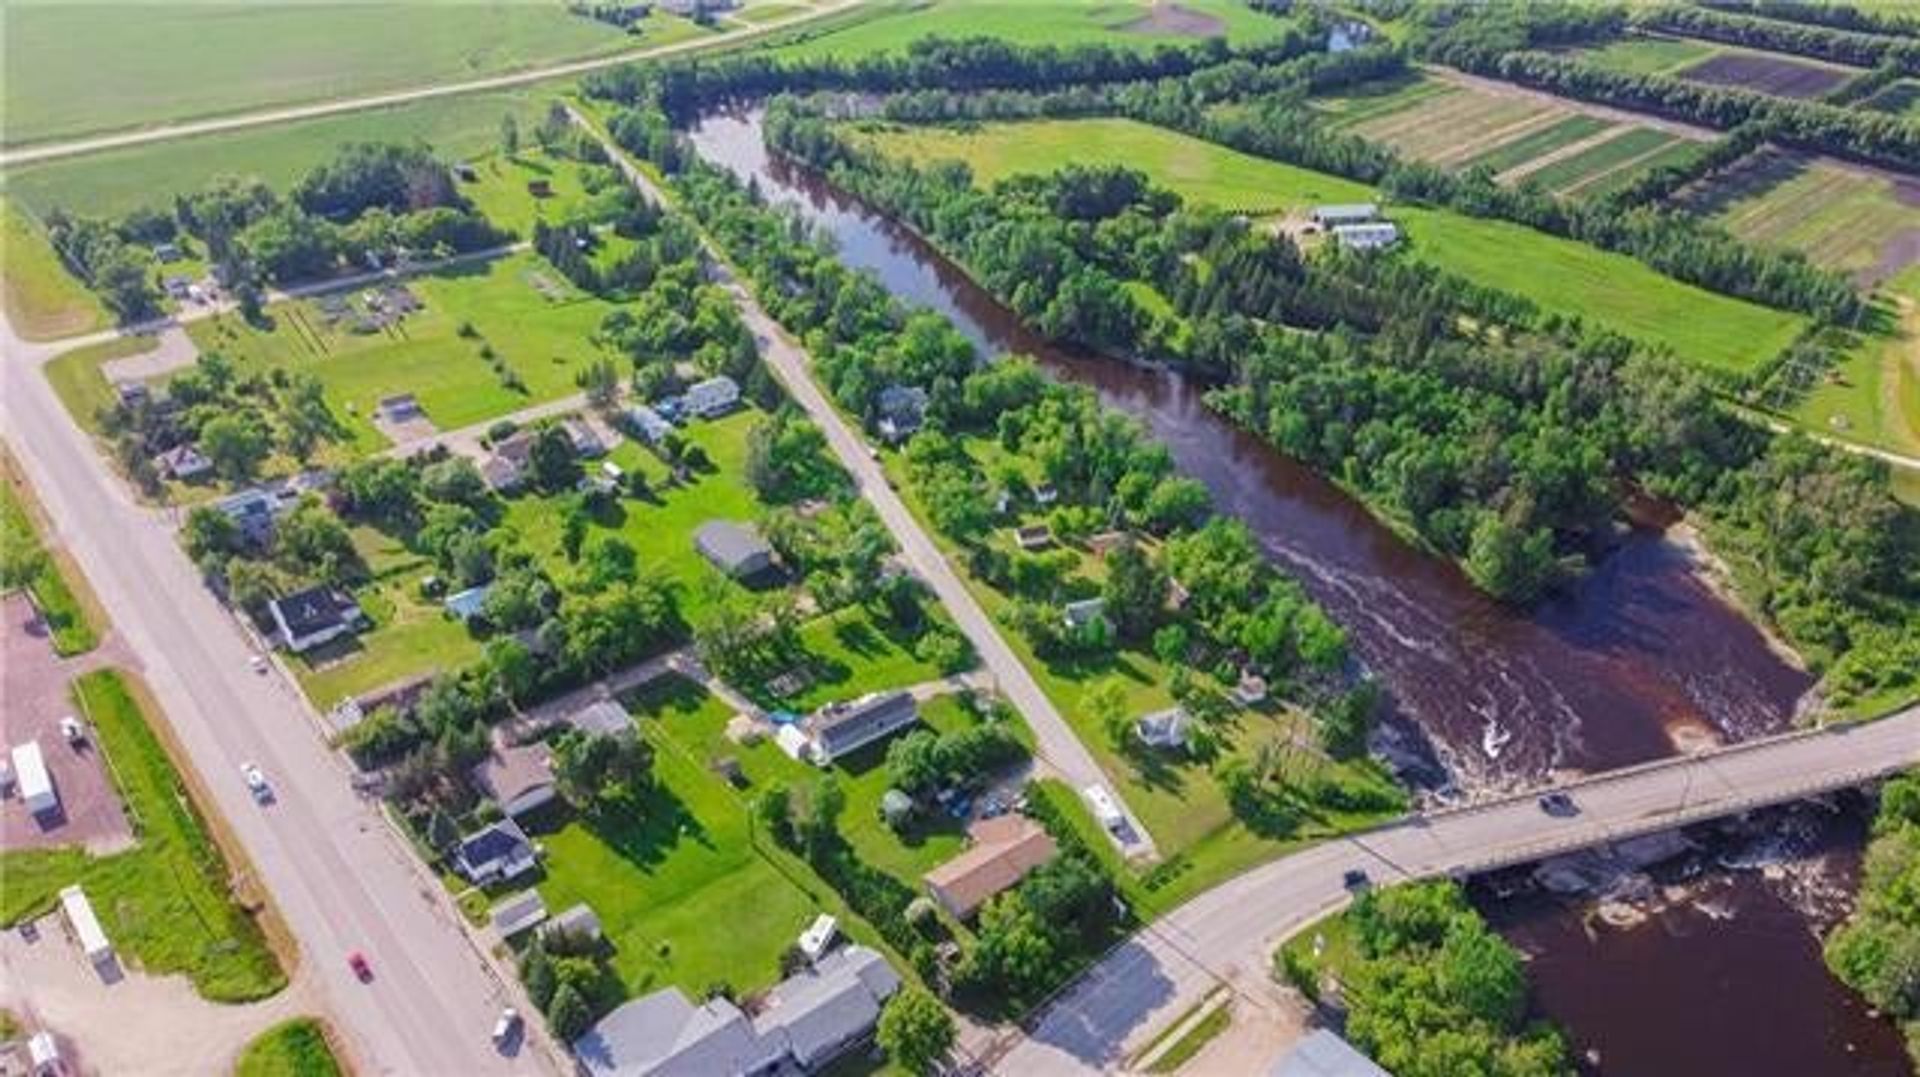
572,106 -> 1161,857
993,705 -> 1920,1074
0,0 -> 861,169
0,310 -> 550,1073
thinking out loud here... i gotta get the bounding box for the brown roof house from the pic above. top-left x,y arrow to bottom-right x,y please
923,815 -> 1058,920
471,737 -> 557,818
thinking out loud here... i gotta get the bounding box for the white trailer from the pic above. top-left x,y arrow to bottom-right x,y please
1083,784 -> 1125,833
12,741 -> 56,815
58,884 -> 112,965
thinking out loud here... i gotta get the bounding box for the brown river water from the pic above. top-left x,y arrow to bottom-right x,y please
686,110 -> 1905,1073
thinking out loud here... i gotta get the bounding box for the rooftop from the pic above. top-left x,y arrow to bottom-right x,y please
923,815 -> 1059,918
694,520 -> 774,575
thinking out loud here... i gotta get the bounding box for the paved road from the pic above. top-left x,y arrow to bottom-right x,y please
571,107 -> 1159,857
1,311 -> 551,1073
993,706 -> 1920,1074
0,1 -> 860,168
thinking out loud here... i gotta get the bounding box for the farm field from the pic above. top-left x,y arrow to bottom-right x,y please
0,3 -> 708,148
183,252 -> 622,454
0,196 -> 108,341
0,671 -> 286,1002
1676,47 -> 1861,99
1577,34 -> 1720,76
861,117 -> 1804,376
764,0 -> 1296,60
5,90 -> 560,221
1325,74 -> 1711,198
1677,148 -> 1920,285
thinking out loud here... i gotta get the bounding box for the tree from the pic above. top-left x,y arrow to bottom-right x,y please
1464,514 -> 1558,604
1100,536 -> 1166,641
530,425 -> 580,491
199,413 -> 270,481
1083,678 -> 1130,748
277,500 -> 361,583
500,113 -> 521,157
551,729 -> 653,817
578,357 -> 620,407
876,989 -> 956,1076
546,982 -> 592,1040
183,505 -> 241,565
754,782 -> 794,848
886,730 -> 943,794
521,939 -> 557,1009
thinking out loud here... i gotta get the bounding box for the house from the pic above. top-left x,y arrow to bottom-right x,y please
217,487 -> 281,545
1062,598 -> 1107,632
12,741 -> 55,816
471,738 -> 557,818
1310,203 -> 1379,228
562,417 -> 606,457
923,815 -> 1059,920
627,404 -> 675,444
695,520 -> 775,579
798,914 -> 838,963
873,385 -> 928,444
445,584 -> 492,624
1135,706 -> 1191,750
377,393 -> 422,422
1014,524 -> 1054,551
153,444 -> 212,482
806,691 -> 918,765
269,586 -> 365,653
490,890 -> 549,939
481,432 -> 538,492
755,944 -> 901,1071
1269,1029 -> 1391,1077
659,0 -> 741,15
454,818 -> 539,884
542,903 -> 604,946
59,885 -> 112,965
1330,222 -> 1400,251
685,375 -> 741,419
569,699 -> 635,738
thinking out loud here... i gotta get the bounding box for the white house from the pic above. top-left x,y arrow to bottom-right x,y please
268,586 -> 365,653
454,818 -> 539,884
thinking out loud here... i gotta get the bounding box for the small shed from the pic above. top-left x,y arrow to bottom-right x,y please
1014,524 -> 1054,551
491,890 -> 550,939
695,520 -> 775,579
798,914 -> 839,962
879,789 -> 915,829
444,584 -> 492,624
542,903 -> 604,945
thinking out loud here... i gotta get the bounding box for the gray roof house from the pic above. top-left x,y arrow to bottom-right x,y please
471,740 -> 557,818
217,487 -> 281,545
1062,597 -> 1108,631
574,945 -> 898,1077
445,583 -> 492,623
570,699 -> 636,739
1310,203 -> 1379,227
806,691 -> 918,766
874,385 -> 928,444
685,375 -> 741,419
269,586 -> 364,653
154,444 -> 213,481
454,817 -> 539,885
490,890 -> 549,939
1270,1029 -> 1392,1077
562,417 -> 607,457
1135,706 -> 1191,750
1331,221 -> 1400,251
628,404 -> 675,444
695,521 -> 775,579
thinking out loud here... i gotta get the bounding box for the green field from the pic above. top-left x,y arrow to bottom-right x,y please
0,671 -> 285,1001
1461,114 -> 1614,175
1351,84 -> 1566,168
235,1019 -> 343,1077
1520,127 -> 1679,194
1695,150 -> 1920,282
185,251 -> 621,453
2,455 -> 101,655
766,0 -> 1296,60
863,117 -> 1807,375
6,90 -> 562,221
531,677 -> 825,999
0,196 -> 108,341
1310,74 -> 1458,130
0,4 -> 664,148
1579,34 -> 1720,76
1787,269 -> 1920,461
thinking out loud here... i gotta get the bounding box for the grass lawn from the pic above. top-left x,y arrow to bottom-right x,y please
293,529 -> 483,709
460,148 -> 608,238
234,1018 -> 343,1077
0,4 -> 638,148
765,0 -> 1297,61
860,116 -> 1807,377
531,677 -> 825,999
43,335 -> 157,435
0,196 -> 108,341
1786,271 -> 1920,459
505,408 -> 765,621
187,251 -> 621,453
0,671 -> 285,1001
6,90 -> 560,221
1579,34 -> 1720,76
1309,74 -> 1458,130
778,605 -> 954,711
2,454 -> 102,655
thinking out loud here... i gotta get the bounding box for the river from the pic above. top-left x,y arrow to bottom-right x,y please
682,107 -> 1907,1074
686,109 -> 1813,792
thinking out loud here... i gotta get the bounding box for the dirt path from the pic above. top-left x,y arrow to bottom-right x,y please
0,913 -> 315,1075
1424,65 -> 1720,142
99,326 -> 197,383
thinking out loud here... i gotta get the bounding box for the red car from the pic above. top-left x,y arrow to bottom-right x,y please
348,951 -> 372,981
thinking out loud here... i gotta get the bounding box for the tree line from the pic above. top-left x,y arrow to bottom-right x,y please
1636,3 -> 1920,74
1702,0 -> 1920,41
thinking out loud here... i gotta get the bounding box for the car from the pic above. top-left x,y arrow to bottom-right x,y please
1342,869 -> 1370,892
59,715 -> 86,745
241,762 -> 271,802
249,654 -> 268,673
492,1007 -> 521,1045
1538,791 -> 1577,817
348,951 -> 372,981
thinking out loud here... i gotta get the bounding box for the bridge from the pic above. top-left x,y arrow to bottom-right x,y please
989,704 -> 1920,1074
